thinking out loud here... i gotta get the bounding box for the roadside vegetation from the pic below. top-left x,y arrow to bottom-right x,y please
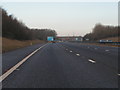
83,23 -> 119,41
2,8 -> 57,41
2,37 -> 45,53
1,8 -> 57,52
82,23 -> 120,47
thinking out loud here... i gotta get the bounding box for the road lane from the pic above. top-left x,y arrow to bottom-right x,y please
63,42 -> 118,56
2,43 -> 46,73
60,42 -> 118,72
1,44 -> 47,82
2,43 -> 118,88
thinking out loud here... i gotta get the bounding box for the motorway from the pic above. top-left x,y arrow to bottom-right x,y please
1,42 -> 119,88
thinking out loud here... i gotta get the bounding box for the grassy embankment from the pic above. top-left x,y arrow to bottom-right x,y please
2,37 -> 46,53
81,37 -> 120,47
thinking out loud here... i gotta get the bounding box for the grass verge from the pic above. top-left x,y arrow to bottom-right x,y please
2,37 -> 46,53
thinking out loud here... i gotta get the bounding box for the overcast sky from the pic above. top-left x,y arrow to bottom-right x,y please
0,1 -> 118,36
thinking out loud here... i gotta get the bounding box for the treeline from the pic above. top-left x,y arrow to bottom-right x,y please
1,8 -> 57,40
84,23 -> 120,41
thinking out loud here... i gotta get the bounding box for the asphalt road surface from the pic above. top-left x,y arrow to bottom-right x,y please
2,42 -> 119,88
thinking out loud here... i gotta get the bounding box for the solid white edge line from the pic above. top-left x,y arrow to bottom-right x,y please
88,59 -> 96,63
0,44 -> 47,82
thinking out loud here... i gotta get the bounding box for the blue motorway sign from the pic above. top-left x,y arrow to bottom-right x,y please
47,36 -> 54,41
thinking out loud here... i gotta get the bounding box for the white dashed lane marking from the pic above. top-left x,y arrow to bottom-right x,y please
88,59 -> 96,63
118,74 -> 120,76
76,54 -> 80,56
105,50 -> 109,52
70,51 -> 72,52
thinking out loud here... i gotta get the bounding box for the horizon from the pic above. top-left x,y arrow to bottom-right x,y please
0,2 -> 118,36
